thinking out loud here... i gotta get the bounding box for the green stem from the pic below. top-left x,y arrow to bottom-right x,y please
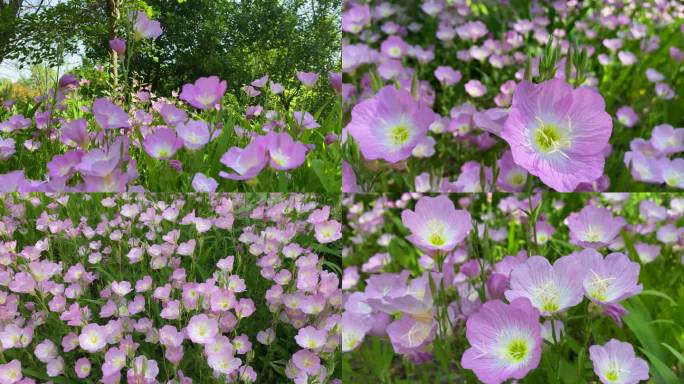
576,302 -> 592,378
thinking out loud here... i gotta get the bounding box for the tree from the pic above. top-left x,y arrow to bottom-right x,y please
4,0 -> 341,100
0,0 -> 25,65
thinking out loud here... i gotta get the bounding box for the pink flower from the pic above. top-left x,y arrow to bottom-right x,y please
501,79 -> 612,191
293,111 -> 320,129
75,357 -> 91,379
251,75 -> 269,88
589,339 -> 649,384
180,76 -> 227,110
296,71 -> 319,87
191,172 -> 218,192
219,140 -> 267,180
126,356 -> 159,382
92,98 -> 129,130
207,351 -> 242,375
380,35 -> 409,59
34,339 -> 58,363
47,150 -> 83,179
159,103 -> 187,126
102,347 -> 126,377
0,360 -> 21,384
256,328 -> 276,345
461,299 -> 542,384
346,85 -> 436,163
505,256 -> 584,316
78,323 -> 108,353
210,289 -> 236,312
567,205 -> 626,248
176,119 -> 210,150
111,280 -> 132,296
134,11 -> 162,39
143,128 -> 183,160
0,138 -> 15,160
259,132 -> 308,170
235,298 -> 256,318
60,119 -> 89,148
295,326 -> 327,350
187,314 -> 218,344
109,38 -> 126,55
46,356 -> 64,377
159,325 -> 184,348
270,82 -> 285,94
401,195 -> 471,252
292,349 -> 320,375
464,79 -> 487,97
314,220 -> 342,243
434,66 -> 462,86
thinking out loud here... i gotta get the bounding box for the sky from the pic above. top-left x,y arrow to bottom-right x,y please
0,53 -> 82,82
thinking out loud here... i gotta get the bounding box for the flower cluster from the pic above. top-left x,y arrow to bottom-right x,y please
0,12 -> 341,193
342,0 -> 684,192
0,193 -> 341,383
341,192 -> 684,383
625,124 -> 684,188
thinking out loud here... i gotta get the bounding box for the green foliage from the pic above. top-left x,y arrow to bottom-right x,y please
6,0 -> 341,113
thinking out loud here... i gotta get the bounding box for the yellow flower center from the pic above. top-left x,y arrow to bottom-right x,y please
425,219 -> 448,247
270,151 -> 290,167
344,335 -> 360,350
507,339 -> 529,362
588,271 -> 615,302
510,173 -> 525,186
388,124 -> 411,147
533,118 -> 570,155
584,226 -> 602,242
541,300 -> 559,313
606,370 -> 619,382
428,233 -> 446,246
534,281 -> 560,313
666,176 -> 680,186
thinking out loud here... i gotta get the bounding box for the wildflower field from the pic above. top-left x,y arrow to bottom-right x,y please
0,193 -> 342,383
342,192 -> 684,383
342,0 -> 684,192
0,6 -> 341,193
5,0 -> 684,383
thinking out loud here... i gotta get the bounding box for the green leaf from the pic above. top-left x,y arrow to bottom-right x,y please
662,343 -> 684,366
322,259 -> 342,275
621,230 -> 639,262
559,357 -> 583,384
311,159 -> 338,193
623,297 -> 665,360
23,368 -> 73,384
640,347 -> 680,384
388,237 -> 414,272
640,289 -> 676,305
310,243 -> 341,257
